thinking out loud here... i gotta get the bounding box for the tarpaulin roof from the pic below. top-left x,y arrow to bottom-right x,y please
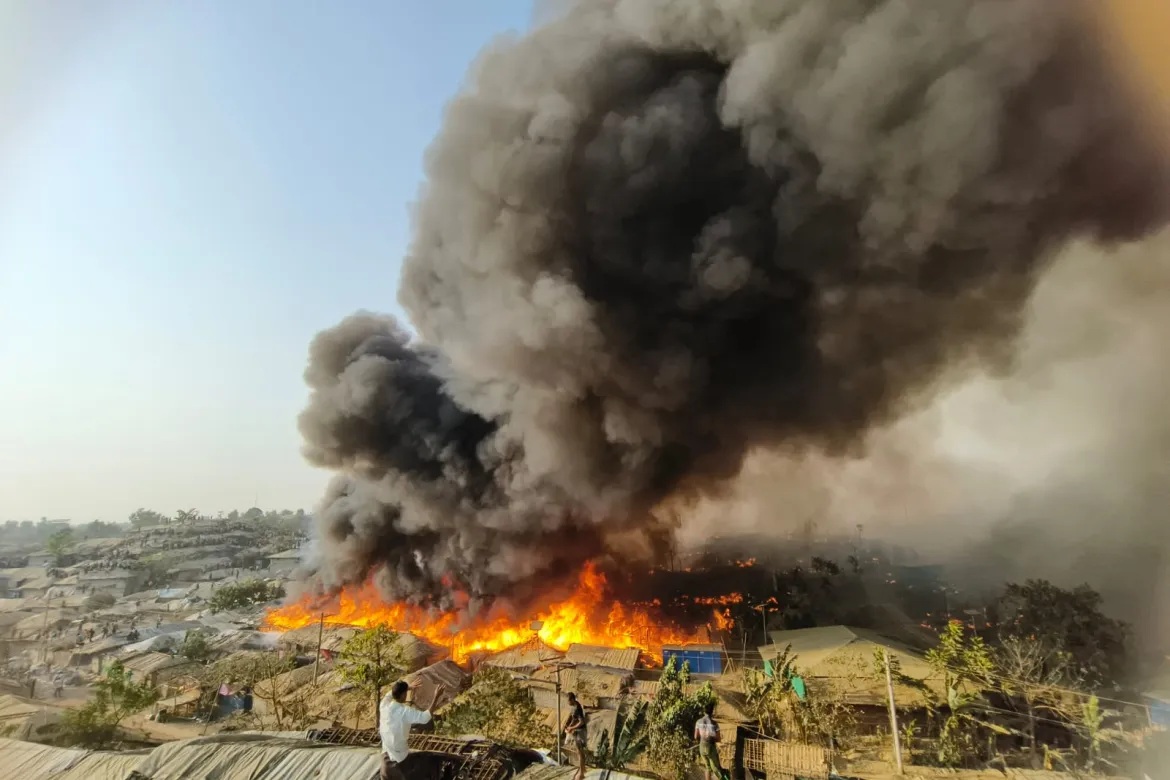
403,659 -> 469,710
122,651 -> 193,676
127,733 -> 379,780
761,625 -> 944,705
0,738 -> 87,780
0,694 -> 41,721
55,749 -> 150,780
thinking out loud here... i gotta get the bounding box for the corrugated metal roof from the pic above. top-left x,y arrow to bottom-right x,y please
531,668 -> 628,701
563,644 -> 639,672
483,645 -> 556,670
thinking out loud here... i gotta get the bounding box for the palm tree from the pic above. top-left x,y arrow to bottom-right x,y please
593,699 -> 649,780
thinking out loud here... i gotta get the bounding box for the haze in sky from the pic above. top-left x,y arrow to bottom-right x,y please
0,1 -> 533,522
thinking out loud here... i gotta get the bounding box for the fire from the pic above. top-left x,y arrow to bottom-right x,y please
265,563 -> 726,663
692,593 -> 744,606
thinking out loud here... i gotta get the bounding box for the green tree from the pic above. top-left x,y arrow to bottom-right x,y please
742,644 -> 796,738
995,580 -> 1128,687
645,657 -> 716,779
924,620 -> 1000,767
84,592 -> 117,612
439,667 -> 555,748
593,699 -> 649,778
337,626 -> 406,727
209,579 -> 285,612
128,508 -> 166,528
57,661 -> 159,748
180,630 -> 213,664
174,508 -> 200,524
45,528 -> 74,564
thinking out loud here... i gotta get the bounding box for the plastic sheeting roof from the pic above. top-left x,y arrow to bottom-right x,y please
56,750 -> 150,780
0,738 -> 87,780
0,694 -> 40,720
128,733 -> 379,780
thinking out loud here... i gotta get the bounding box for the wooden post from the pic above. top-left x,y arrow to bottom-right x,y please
883,649 -> 904,774
312,612 -> 325,684
555,663 -> 563,765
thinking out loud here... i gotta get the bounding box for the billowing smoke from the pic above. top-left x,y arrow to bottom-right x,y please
680,233 -> 1170,649
299,0 -> 1168,611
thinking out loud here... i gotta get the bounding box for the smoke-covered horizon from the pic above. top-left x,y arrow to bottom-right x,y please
679,231 -> 1170,649
296,0 -> 1169,618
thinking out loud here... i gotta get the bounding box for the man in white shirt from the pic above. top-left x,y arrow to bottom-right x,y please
378,678 -> 445,780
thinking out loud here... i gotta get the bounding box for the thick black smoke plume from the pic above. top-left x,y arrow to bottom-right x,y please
299,0 -> 1168,610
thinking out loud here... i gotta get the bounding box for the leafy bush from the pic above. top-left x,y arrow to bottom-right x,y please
83,592 -> 117,612
209,579 -> 285,612
645,657 -> 715,779
57,661 -> 159,748
337,626 -> 407,726
180,630 -> 213,663
440,667 -> 555,749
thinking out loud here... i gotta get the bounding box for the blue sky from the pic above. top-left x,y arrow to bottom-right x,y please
0,1 -> 533,522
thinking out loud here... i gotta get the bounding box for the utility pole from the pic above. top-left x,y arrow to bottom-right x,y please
753,602 -> 769,645
312,612 -> 325,684
40,589 -> 55,669
883,649 -> 903,774
555,663 -> 563,764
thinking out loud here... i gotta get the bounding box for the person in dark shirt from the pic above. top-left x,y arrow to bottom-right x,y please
563,692 -> 588,780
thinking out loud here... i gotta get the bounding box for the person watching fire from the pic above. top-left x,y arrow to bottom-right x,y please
379,678 -> 445,780
563,691 -> 589,780
694,701 -> 728,780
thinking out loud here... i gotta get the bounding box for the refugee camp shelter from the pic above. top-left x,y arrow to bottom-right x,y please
760,625 -> 943,709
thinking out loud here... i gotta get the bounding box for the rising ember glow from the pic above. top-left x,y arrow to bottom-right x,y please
264,563 -> 728,663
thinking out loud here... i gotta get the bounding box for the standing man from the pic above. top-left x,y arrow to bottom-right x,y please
379,678 -> 445,780
563,692 -> 589,780
694,701 -> 728,780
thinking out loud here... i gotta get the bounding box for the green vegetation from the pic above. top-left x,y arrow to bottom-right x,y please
645,657 -> 716,780
995,579 -> 1129,687
57,661 -> 159,748
83,591 -> 117,612
593,699 -> 650,778
209,579 -> 285,612
179,630 -> 214,664
45,528 -> 75,564
337,626 -> 406,727
439,667 -> 555,748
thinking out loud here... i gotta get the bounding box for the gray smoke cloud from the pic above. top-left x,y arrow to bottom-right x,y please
680,232 -> 1170,648
298,0 -> 1168,611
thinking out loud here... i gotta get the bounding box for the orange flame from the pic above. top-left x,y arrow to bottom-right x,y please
264,563 -> 725,663
692,593 -> 744,606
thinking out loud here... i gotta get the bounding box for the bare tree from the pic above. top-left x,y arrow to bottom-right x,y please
995,636 -> 1079,765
